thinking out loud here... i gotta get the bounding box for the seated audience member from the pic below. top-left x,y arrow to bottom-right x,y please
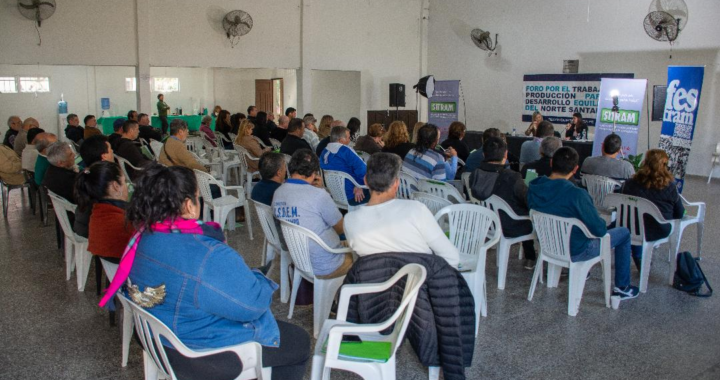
347,117 -> 361,144
581,133 -> 635,180
381,120 -> 415,160
199,115 -> 217,147
565,112 -> 588,140
43,142 -> 78,203
99,164 -> 309,379
469,137 -> 537,269
441,121 -> 470,162
520,120 -> 555,166
317,115 -> 334,140
33,133 -> 57,186
403,123 -> 458,181
273,149 -> 353,278
230,113 -> 243,135
270,115 -> 290,142
213,105 -> 222,118
235,119 -> 272,173
280,118 -> 312,156
4,116 -> 22,149
108,118 -> 126,146
315,120 -> 345,157
22,128 -> 45,172
0,130 -> 24,186
524,111 -> 543,136
267,112 -> 278,131
464,128 -> 502,173
64,114 -> 85,144
14,117 -> 40,157
215,110 -> 234,149
521,136 -> 562,179
285,107 -> 297,119
353,123 -> 385,155
127,110 -> 138,122
251,152 -> 286,206
138,113 -> 162,142
112,120 -> 151,177
83,115 -> 102,139
79,135 -> 114,168
620,149 -> 684,269
302,115 -> 320,149
344,153 -> 460,267
253,112 -> 273,147
528,147 -> 639,300
320,126 -> 369,206
247,105 -> 258,124
159,119 -> 209,173
75,161 -> 133,261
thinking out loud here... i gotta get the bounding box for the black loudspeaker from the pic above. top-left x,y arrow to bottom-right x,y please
652,85 -> 667,121
389,83 -> 406,107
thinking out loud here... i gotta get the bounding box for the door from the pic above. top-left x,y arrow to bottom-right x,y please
255,79 -> 273,114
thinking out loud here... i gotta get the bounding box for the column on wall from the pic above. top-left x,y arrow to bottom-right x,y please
135,0 -> 152,114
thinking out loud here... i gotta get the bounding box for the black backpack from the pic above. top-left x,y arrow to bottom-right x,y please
673,252 -> 712,297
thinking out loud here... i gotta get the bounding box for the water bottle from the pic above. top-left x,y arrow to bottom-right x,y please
512,128 -> 516,136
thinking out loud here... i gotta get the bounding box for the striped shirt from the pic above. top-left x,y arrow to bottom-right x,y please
403,148 -> 447,181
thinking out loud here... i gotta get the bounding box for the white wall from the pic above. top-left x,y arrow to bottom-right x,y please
149,67 -> 214,115
213,68 -> 297,115
427,0 -> 720,176
94,66 -> 138,117
310,70 -> 361,126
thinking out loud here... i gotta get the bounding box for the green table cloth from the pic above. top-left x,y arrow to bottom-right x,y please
97,115 -> 214,135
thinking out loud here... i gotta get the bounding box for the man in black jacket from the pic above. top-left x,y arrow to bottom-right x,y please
43,141 -> 78,203
137,113 -> 162,142
112,120 -> 151,179
470,137 -> 537,269
64,114 -> 85,144
521,136 -> 562,179
280,118 -> 312,156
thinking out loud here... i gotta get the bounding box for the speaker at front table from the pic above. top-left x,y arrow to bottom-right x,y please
389,83 -> 406,107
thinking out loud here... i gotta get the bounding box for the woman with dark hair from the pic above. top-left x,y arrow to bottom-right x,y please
230,113 -> 247,135
99,163 -> 310,379
382,120 -> 415,160
74,161 -> 133,262
402,123 -> 458,181
440,121 -> 470,162
347,117 -> 361,143
215,110 -> 233,149
621,149 -> 684,268
253,111 -> 273,147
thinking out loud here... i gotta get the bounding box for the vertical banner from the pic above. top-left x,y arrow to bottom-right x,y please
428,80 -> 460,140
592,78 -> 647,157
658,66 -> 704,193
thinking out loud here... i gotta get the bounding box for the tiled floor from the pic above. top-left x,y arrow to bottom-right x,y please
1,176 -> 719,380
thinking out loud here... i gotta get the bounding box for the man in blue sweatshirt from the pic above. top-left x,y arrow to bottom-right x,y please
319,125 -> 369,206
527,147 -> 639,300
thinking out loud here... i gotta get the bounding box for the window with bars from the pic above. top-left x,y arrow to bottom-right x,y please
19,77 -> 50,93
0,77 -> 17,94
125,77 -> 137,92
153,77 -> 179,93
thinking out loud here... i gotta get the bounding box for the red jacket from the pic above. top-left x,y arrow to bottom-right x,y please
87,202 -> 134,259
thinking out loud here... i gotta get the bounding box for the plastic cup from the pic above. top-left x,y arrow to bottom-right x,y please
611,295 -> 621,310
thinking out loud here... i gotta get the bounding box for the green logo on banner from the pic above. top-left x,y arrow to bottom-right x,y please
600,108 -> 640,125
430,102 -> 457,113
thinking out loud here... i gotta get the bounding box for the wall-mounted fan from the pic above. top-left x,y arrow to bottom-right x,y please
17,0 -> 56,46
470,28 -> 498,56
222,10 -> 253,48
648,0 -> 688,32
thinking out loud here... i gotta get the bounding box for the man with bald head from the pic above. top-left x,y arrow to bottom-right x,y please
3,116 -> 22,149
14,117 -> 39,157
271,115 -> 290,142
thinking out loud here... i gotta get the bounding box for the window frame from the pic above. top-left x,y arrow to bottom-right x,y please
18,76 -> 51,93
152,77 -> 180,93
0,77 -> 18,94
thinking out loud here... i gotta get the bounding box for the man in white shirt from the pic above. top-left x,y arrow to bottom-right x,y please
344,152 -> 460,268
21,128 -> 44,172
302,115 -> 319,149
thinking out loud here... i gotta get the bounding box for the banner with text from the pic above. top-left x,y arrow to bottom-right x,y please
591,78 -> 647,158
428,80 -> 460,140
522,73 -> 634,126
658,66 -> 704,193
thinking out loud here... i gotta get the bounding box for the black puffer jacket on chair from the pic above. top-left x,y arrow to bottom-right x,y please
343,252 -> 476,380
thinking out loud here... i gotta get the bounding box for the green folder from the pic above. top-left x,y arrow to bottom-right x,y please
524,169 -> 538,185
322,338 -> 392,363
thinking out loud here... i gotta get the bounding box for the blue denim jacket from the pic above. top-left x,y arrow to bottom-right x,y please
128,231 -> 280,349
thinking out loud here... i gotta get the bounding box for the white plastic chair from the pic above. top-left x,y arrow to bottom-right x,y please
355,150 -> 370,163
185,136 -> 204,154
676,194 -> 705,259
419,179 -> 465,204
150,140 -> 163,161
269,138 -> 282,150
311,264 -> 427,380
606,193 -> 675,292
97,259 -> 134,368
279,220 -> 353,338
252,200 -> 291,303
47,191 -> 92,291
234,145 -> 261,198
582,174 -> 621,219
121,294 -> 271,380
216,144 -> 242,185
1,179 -> 30,218
252,135 -> 267,148
708,142 -> 720,183
411,192 -> 452,216
115,155 -> 143,186
528,210 -> 612,316
323,170 -> 369,212
396,171 -> 419,200
194,170 -> 253,239
482,195 -> 536,290
434,204 -> 499,334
